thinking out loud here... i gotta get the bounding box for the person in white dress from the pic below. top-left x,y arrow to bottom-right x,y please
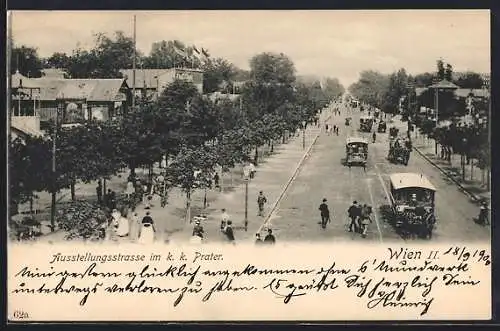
129,212 -> 140,241
115,214 -> 130,237
125,181 -> 135,198
138,212 -> 156,245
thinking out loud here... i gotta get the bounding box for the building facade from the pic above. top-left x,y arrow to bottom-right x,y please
120,67 -> 204,100
10,71 -> 132,134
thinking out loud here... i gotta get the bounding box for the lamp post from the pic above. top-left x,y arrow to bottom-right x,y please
461,137 -> 467,182
302,120 -> 306,150
243,164 -> 250,231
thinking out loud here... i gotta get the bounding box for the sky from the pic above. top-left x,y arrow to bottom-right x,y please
10,10 -> 490,87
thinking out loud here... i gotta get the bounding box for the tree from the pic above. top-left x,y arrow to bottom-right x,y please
348,70 -> 389,108
9,136 -> 52,214
166,145 -> 218,222
67,48 -> 99,78
45,52 -> 72,71
381,68 -> 409,115
455,72 -> 484,89
92,31 -> 137,78
323,78 -> 346,100
250,52 -> 296,86
63,31 -> 139,79
202,57 -> 237,94
11,45 -> 44,77
413,72 -> 435,87
437,59 -> 445,80
444,63 -> 453,81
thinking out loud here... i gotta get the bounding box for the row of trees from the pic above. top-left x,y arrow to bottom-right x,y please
348,59 -> 490,180
348,60 -> 486,118
10,51 -> 344,223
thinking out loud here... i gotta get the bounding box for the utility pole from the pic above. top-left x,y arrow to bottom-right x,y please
132,14 -> 137,111
434,87 -> 439,155
51,96 -> 63,232
7,11 -> 12,140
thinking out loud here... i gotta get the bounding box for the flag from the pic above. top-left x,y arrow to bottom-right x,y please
201,48 -> 210,58
193,46 -> 201,55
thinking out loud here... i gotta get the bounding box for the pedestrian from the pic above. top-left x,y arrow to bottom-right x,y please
110,189 -> 117,210
257,191 -> 267,216
336,126 -> 339,135
333,125 -> 337,133
360,204 -> 373,238
347,201 -> 361,233
192,220 -> 205,239
325,123 -> 329,134
249,162 -> 256,179
224,220 -> 235,243
255,233 -> 264,245
129,212 -> 140,241
96,180 -> 103,205
125,180 -> 134,200
319,198 -> 330,229
220,208 -> 230,232
138,211 -> 156,245
264,228 -> 276,244
213,172 -> 220,189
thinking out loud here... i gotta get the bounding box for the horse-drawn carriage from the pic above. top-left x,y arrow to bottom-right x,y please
377,121 -> 387,133
389,126 -> 399,139
388,173 -> 437,239
388,137 -> 412,165
359,115 -> 374,132
345,137 -> 368,169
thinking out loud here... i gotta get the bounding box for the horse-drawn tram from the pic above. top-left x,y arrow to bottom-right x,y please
345,137 -> 368,169
388,173 -> 437,239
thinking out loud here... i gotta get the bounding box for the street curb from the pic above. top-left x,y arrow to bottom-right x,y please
257,113 -> 332,234
413,146 -> 483,204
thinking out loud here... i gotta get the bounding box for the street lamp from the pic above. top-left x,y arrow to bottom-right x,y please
461,137 -> 467,181
302,120 -> 306,150
243,164 -> 250,231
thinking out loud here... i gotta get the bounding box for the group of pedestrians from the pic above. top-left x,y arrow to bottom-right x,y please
317,199 -> 374,238
347,200 -> 374,238
100,208 -> 157,244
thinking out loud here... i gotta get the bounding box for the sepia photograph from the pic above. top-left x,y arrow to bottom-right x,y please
8,10 -> 490,245
6,9 -> 492,322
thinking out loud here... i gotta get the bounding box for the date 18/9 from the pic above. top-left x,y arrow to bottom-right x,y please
443,247 -> 491,265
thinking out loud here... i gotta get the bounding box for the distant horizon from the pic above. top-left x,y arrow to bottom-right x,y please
10,10 -> 490,87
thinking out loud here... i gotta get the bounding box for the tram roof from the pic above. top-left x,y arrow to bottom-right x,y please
346,137 -> 369,145
389,173 -> 436,191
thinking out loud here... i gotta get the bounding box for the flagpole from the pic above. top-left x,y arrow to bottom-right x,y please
132,14 -> 137,111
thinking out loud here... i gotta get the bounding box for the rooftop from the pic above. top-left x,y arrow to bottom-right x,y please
389,173 -> 436,191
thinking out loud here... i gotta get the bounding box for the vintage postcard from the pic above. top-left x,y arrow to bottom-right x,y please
7,10 -> 491,322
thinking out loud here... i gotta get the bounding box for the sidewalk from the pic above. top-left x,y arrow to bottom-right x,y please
391,115 -> 490,203
164,114 -> 330,244
34,107 -> 334,243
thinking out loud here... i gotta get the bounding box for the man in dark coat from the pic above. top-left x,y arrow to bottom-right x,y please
264,229 -> 276,244
224,220 -> 235,243
347,201 -> 361,233
319,198 -> 330,229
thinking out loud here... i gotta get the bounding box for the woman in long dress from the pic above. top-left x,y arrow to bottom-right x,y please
129,212 -> 140,241
138,212 -> 156,245
115,214 -> 130,237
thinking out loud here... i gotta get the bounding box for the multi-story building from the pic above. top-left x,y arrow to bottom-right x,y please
119,67 -> 204,100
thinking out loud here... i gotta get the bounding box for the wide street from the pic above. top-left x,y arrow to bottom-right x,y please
269,103 -> 490,243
